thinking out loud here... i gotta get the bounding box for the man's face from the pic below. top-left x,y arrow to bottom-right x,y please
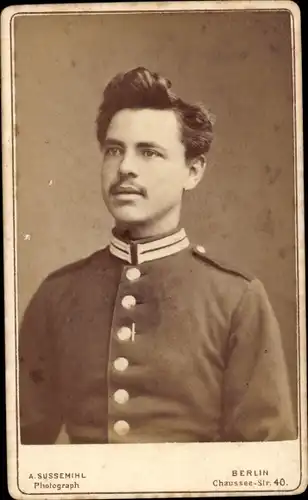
101,108 -> 198,236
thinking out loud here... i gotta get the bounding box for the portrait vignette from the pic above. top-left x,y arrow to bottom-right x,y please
2,1 -> 306,498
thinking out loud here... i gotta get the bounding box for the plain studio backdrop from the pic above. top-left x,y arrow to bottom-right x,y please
14,9 -> 298,434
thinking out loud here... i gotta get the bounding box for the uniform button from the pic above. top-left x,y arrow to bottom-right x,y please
126,267 -> 141,281
196,245 -> 206,254
113,389 -> 130,404
121,295 -> 136,309
117,326 -> 132,341
114,420 -> 130,436
113,357 -> 129,372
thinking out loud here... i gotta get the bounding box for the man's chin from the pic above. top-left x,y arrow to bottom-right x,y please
109,207 -> 148,226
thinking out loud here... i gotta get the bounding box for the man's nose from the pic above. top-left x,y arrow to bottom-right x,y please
118,152 -> 138,176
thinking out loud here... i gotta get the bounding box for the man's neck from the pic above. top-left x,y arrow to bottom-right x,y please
114,222 -> 181,243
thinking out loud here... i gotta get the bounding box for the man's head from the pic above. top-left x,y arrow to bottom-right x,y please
96,67 -> 214,238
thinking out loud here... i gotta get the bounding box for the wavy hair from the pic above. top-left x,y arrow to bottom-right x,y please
96,67 -> 214,160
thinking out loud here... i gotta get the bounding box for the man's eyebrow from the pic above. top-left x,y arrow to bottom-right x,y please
137,141 -> 167,152
103,138 -> 125,147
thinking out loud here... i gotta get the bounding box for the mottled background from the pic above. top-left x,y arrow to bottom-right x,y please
14,10 -> 297,439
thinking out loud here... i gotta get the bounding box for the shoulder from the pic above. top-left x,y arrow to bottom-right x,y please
21,248 -> 111,317
190,244 -> 254,282
45,247 -> 110,283
187,243 -> 266,317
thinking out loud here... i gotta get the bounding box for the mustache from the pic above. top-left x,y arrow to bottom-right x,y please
109,180 -> 147,197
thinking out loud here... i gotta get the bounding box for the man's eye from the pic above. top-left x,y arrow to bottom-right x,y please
105,147 -> 122,157
142,149 -> 161,158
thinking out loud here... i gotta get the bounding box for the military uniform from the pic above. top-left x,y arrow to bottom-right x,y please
19,228 -> 296,444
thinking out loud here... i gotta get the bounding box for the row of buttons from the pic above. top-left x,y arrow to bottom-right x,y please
112,267 -> 140,438
112,251 -> 207,438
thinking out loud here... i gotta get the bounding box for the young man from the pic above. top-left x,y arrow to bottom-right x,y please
19,67 -> 296,444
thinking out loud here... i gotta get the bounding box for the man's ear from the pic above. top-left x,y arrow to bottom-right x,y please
184,155 -> 207,191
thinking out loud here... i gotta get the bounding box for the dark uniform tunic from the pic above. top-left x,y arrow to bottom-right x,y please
19,228 -> 296,444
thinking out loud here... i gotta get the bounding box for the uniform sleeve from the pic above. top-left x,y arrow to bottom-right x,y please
221,278 -> 297,441
19,280 -> 62,444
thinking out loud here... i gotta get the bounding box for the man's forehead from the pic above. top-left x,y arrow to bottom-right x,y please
106,108 -> 182,146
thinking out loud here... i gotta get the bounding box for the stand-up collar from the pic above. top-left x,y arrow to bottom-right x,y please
109,228 -> 190,265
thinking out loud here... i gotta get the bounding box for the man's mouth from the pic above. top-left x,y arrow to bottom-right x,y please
111,185 -> 144,197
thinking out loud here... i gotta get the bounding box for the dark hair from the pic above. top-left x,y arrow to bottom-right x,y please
96,67 -> 214,160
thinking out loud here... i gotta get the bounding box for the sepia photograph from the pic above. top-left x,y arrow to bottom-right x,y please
2,1 -> 306,498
